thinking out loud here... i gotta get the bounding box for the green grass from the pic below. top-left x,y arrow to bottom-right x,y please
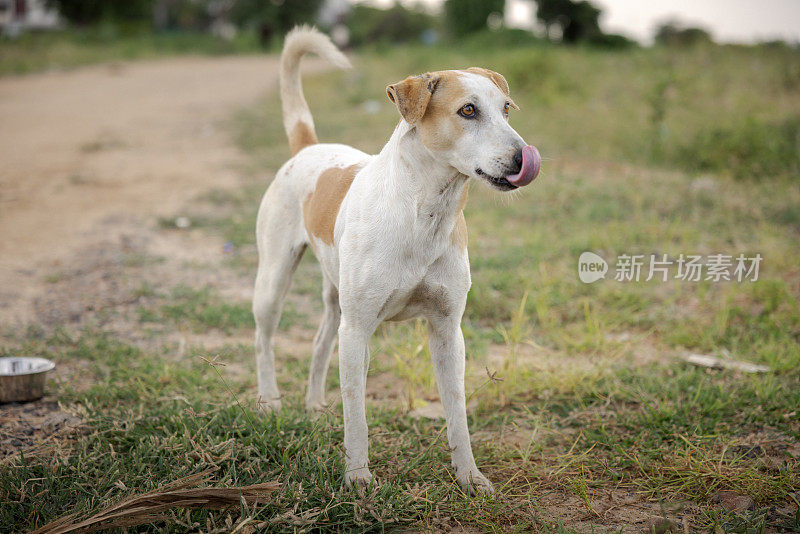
2,41 -> 799,532
0,29 -> 263,76
0,330 -> 564,532
134,284 -> 309,334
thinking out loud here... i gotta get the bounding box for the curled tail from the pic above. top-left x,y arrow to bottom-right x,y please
280,26 -> 351,156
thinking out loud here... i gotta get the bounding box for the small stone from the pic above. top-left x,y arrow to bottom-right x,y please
715,491 -> 753,513
643,518 -> 676,534
41,411 -> 82,434
730,445 -> 764,459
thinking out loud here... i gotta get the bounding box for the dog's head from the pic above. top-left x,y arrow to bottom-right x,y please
387,68 -> 540,191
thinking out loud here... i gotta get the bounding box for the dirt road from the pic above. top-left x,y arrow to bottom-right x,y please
0,55 -> 308,324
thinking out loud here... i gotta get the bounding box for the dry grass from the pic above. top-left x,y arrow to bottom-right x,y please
31,471 -> 279,534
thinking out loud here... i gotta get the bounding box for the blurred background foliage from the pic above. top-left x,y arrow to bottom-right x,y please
38,0 -> 692,48
348,2 -> 438,47
444,0 -> 505,37
7,0 -> 799,181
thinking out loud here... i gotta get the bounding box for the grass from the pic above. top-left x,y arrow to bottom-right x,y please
0,29 -> 263,76
2,39 -> 800,532
135,284 -> 309,334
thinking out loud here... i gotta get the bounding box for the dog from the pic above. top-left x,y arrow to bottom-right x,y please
252,26 -> 541,494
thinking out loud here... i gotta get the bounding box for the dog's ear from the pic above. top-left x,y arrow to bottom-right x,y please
464,67 -> 519,109
386,74 -> 440,124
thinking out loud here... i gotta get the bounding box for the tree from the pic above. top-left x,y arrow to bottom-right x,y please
534,0 -> 601,43
444,0 -> 505,37
46,0 -> 153,26
655,21 -> 712,46
347,4 -> 438,47
229,0 -> 323,45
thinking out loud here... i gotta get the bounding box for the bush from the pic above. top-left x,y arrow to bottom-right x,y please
655,21 -> 713,47
535,0 -> 602,43
458,28 -> 545,51
347,4 -> 437,47
46,0 -> 153,27
676,117 -> 800,179
230,0 -> 323,45
588,32 -> 636,49
444,0 -> 505,37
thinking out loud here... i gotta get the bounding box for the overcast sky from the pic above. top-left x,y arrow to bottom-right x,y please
355,0 -> 800,43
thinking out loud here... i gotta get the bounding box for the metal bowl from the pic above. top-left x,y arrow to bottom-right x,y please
0,357 -> 56,403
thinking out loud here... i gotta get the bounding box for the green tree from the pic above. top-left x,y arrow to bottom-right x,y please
46,0 -> 154,26
655,21 -> 713,46
444,0 -> 505,37
534,0 -> 601,43
230,0 -> 323,45
347,4 -> 437,47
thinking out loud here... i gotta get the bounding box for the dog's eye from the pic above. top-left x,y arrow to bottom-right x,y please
503,102 -> 510,114
458,104 -> 476,118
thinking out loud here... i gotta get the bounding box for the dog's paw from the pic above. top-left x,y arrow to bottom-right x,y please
457,469 -> 495,496
344,467 -> 374,488
256,396 -> 282,413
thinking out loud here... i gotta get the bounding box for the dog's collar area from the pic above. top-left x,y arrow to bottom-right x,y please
475,168 -> 518,191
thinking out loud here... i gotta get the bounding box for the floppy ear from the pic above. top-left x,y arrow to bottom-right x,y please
386,74 -> 440,124
464,67 -> 519,109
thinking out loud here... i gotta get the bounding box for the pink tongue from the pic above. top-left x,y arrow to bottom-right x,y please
506,145 -> 541,187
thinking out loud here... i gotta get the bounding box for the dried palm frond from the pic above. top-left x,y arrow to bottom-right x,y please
31,471 -> 279,534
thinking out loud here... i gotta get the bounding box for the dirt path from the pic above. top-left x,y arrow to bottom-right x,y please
0,55 -> 316,325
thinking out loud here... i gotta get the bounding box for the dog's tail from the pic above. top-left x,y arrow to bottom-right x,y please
280,26 -> 351,156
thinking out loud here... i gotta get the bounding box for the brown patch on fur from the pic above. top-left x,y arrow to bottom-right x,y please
413,71 -> 469,151
387,68 -> 519,151
464,67 -> 509,95
388,68 -> 517,151
302,163 -> 364,246
289,121 -> 318,156
457,182 -> 469,211
451,212 -> 468,250
463,67 -> 519,109
450,184 -> 469,250
386,74 -> 441,124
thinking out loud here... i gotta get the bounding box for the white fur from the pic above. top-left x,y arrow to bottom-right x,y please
280,25 -> 351,138
254,28 -> 529,494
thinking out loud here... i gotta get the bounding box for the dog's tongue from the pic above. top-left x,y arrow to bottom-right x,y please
506,145 -> 541,187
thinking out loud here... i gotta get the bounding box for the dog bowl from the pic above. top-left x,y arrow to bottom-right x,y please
0,357 -> 55,403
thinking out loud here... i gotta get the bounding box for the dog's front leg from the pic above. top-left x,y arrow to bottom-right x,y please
428,316 -> 494,494
338,322 -> 374,486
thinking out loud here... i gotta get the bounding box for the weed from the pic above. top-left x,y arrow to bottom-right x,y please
676,117 -> 800,179
380,320 -> 435,411
490,292 -> 534,407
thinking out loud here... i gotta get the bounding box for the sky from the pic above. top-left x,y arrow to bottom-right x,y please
354,0 -> 800,44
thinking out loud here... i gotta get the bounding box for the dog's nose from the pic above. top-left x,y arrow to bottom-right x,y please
512,148 -> 523,172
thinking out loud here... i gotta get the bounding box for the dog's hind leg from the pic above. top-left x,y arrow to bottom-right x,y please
306,274 -> 340,411
253,215 -> 307,412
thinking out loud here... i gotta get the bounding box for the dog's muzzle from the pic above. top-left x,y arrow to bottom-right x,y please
475,145 -> 541,191
506,145 -> 541,187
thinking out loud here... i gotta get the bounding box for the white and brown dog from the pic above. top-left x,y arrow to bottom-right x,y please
253,27 -> 540,493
